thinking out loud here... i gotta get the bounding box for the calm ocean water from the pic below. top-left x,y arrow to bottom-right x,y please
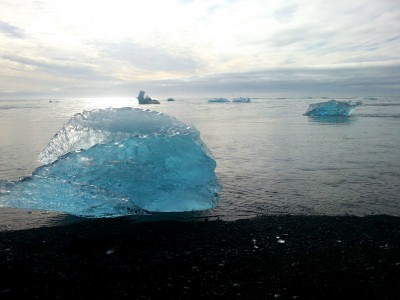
1,96 -> 399,230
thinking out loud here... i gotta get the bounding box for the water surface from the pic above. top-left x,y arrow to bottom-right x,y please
1,96 -> 399,230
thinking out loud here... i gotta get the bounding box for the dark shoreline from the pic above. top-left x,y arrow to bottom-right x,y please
1,215 -> 399,299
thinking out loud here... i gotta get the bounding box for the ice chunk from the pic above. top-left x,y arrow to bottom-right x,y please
208,97 -> 251,103
137,90 -> 160,104
305,99 -> 362,116
0,108 -> 220,217
208,98 -> 230,103
232,97 -> 251,103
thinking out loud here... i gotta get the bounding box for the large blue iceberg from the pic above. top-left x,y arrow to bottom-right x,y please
305,99 -> 362,116
0,108 -> 220,217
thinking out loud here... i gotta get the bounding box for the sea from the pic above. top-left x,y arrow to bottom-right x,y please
1,96 -> 399,230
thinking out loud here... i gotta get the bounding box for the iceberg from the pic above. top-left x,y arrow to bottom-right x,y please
137,90 -> 160,104
304,99 -> 362,116
0,108 -> 220,217
208,97 -> 251,103
208,98 -> 230,103
232,97 -> 251,103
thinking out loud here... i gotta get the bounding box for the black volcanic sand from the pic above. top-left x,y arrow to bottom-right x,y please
1,215 -> 400,299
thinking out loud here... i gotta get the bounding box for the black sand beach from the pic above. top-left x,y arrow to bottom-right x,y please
1,215 -> 399,299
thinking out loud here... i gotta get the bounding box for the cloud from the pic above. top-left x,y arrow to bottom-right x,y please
95,41 -> 201,73
136,63 -> 400,96
3,54 -> 110,80
2,63 -> 399,98
0,21 -> 24,39
0,0 -> 399,97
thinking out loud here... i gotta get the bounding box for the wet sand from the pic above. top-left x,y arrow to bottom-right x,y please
0,215 -> 399,299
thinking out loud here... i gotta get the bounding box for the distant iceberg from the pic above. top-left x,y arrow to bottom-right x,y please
232,97 -> 251,103
305,99 -> 362,116
208,97 -> 252,103
137,90 -> 160,104
208,98 -> 230,103
0,108 -> 221,217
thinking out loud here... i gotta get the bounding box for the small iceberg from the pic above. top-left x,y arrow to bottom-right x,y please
232,97 -> 251,103
304,99 -> 362,116
167,98 -> 175,102
208,97 -> 251,103
208,98 -> 230,103
137,90 -> 160,104
0,108 -> 221,217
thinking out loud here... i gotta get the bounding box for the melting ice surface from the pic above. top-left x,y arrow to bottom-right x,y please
0,108 -> 220,217
305,99 -> 362,116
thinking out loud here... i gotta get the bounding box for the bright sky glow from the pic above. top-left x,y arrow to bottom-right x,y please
0,0 -> 399,98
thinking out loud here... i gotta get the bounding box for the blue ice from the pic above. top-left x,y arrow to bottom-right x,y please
0,108 -> 220,217
232,97 -> 251,103
208,98 -> 230,103
208,97 -> 251,103
305,99 -> 362,116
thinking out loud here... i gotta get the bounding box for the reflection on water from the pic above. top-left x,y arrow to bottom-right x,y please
0,207 -> 241,232
0,207 -> 85,231
307,116 -> 356,124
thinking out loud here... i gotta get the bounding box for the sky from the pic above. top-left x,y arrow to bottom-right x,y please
0,0 -> 399,99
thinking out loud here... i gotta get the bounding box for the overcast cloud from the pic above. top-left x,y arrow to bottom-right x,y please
0,0 -> 399,98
